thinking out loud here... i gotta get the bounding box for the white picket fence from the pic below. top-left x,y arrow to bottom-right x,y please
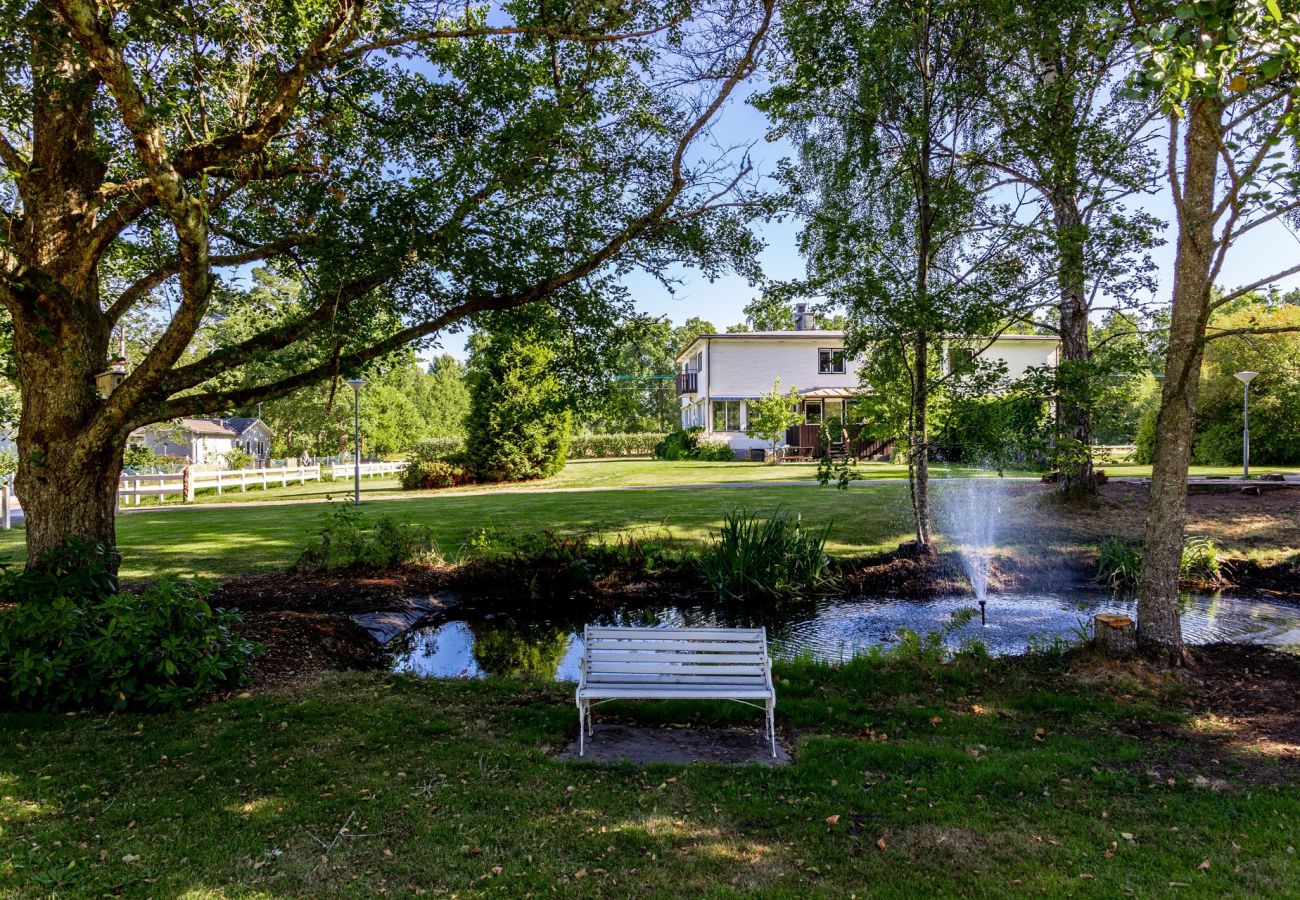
117,464 -> 324,506
329,461 -> 407,479
0,460 -> 411,528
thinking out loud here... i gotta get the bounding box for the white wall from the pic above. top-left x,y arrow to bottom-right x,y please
704,336 -> 860,398
974,338 -> 1059,380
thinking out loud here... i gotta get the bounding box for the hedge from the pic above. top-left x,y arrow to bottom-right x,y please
568,432 -> 668,459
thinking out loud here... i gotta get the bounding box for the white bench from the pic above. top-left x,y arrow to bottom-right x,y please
575,625 -> 777,757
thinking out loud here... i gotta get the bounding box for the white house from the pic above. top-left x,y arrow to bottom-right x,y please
674,306 -> 1060,457
132,417 -> 275,466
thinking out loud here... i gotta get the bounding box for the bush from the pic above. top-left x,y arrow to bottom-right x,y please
400,458 -> 472,490
466,333 -> 572,481
0,540 -> 257,711
1095,535 -> 1142,591
568,432 -> 667,459
122,443 -> 166,470
1180,535 -> 1226,582
1096,533 -> 1228,590
223,447 -> 254,470
294,503 -> 441,572
1133,401 -> 1158,465
654,427 -> 737,461
700,510 -> 833,600
410,435 -> 465,461
0,447 -> 14,478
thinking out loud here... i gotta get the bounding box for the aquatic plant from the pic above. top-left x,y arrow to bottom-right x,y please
699,510 -> 833,600
1095,535 -> 1142,591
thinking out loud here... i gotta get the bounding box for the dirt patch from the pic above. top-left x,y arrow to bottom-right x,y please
210,566 -> 453,614
235,610 -> 386,688
555,723 -> 791,765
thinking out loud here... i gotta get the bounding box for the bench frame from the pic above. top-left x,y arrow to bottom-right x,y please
575,625 -> 777,757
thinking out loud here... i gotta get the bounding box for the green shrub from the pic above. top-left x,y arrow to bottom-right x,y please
401,458 -> 472,490
466,334 -> 572,481
568,432 -> 667,459
223,447 -> 254,470
122,443 -> 166,470
0,447 -> 14,478
700,510 -> 833,600
1095,535 -> 1142,591
410,436 -> 465,461
0,540 -> 257,711
1133,402 -> 1158,465
1096,533 -> 1228,590
654,427 -> 737,461
294,503 -> 441,572
1180,535 -> 1225,582
458,527 -> 682,583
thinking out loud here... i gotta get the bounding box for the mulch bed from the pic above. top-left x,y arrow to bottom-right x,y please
234,609 -> 386,688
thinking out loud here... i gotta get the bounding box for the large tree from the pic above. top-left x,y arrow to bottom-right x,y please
1129,0 -> 1300,659
0,0 -> 773,566
764,0 -> 1035,548
978,0 -> 1162,496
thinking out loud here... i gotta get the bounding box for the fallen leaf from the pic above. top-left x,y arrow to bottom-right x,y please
929,716 -> 943,725
1121,832 -> 1135,841
826,815 -> 840,825
574,869 -> 587,879
1198,859 -> 1211,871
876,837 -> 887,851
121,854 -> 140,864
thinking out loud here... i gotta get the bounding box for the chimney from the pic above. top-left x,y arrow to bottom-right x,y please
793,303 -> 816,331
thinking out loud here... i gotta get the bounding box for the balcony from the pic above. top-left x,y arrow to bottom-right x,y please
676,371 -> 698,395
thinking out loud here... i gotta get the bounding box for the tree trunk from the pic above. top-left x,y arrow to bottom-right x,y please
911,331 -> 932,547
7,14 -> 124,569
1052,190 -> 1095,498
1136,101 -> 1221,662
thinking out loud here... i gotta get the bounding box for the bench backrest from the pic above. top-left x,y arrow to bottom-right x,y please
582,626 -> 771,684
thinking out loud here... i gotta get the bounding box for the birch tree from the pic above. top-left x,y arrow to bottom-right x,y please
1129,0 -> 1300,659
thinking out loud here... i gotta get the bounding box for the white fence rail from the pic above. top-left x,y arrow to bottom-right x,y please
117,464 -> 324,506
329,461 -> 406,479
2,463 -> 330,527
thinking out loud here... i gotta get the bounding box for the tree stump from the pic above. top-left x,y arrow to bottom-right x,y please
1093,470 -> 1108,486
1093,614 -> 1136,659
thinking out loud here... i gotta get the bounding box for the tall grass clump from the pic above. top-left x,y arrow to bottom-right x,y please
1095,535 -> 1142,591
1096,533 -> 1229,591
1180,535 -> 1227,582
700,510 -> 833,600
293,504 -> 441,572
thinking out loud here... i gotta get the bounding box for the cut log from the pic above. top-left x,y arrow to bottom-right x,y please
1093,614 -> 1136,659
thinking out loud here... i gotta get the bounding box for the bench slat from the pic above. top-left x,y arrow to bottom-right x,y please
585,662 -> 767,676
586,651 -> 765,664
579,686 -> 774,700
585,672 -> 769,685
588,639 -> 765,653
586,627 -> 765,640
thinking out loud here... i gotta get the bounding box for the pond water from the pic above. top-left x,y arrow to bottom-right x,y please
388,592 -> 1300,682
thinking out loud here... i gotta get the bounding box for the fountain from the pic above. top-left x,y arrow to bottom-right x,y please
938,478 -> 1009,625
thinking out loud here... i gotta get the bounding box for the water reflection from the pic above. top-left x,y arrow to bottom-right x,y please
389,592 -> 1300,682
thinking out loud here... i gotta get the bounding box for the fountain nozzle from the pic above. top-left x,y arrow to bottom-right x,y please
979,599 -> 986,627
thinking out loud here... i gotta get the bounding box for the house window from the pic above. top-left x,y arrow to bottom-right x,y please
712,400 -> 742,432
804,400 -> 823,425
818,348 -> 846,374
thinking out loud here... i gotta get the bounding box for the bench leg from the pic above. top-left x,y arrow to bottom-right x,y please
767,701 -> 777,758
578,699 -> 585,757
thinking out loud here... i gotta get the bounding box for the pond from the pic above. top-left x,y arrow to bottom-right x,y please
388,592 -> 1300,682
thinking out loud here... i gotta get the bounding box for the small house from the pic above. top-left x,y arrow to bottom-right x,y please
133,417 -> 274,466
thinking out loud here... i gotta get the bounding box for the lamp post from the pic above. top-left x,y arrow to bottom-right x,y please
346,378 -> 365,503
1235,371 -> 1258,480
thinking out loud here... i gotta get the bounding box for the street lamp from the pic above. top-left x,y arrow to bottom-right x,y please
346,378 -> 365,503
1235,371 -> 1258,480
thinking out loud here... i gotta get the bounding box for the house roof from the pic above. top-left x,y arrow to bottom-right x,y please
221,417 -> 272,436
798,387 -> 859,399
673,329 -> 1060,363
180,418 -> 240,437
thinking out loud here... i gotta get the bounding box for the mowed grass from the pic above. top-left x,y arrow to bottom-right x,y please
3,657 -> 1297,897
0,483 -> 919,580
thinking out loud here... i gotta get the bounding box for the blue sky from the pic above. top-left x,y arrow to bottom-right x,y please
432,86 -> 1300,361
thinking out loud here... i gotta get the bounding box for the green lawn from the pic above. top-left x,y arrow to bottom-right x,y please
0,483 -> 919,579
115,458 -> 1300,512
3,656 -> 1296,897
